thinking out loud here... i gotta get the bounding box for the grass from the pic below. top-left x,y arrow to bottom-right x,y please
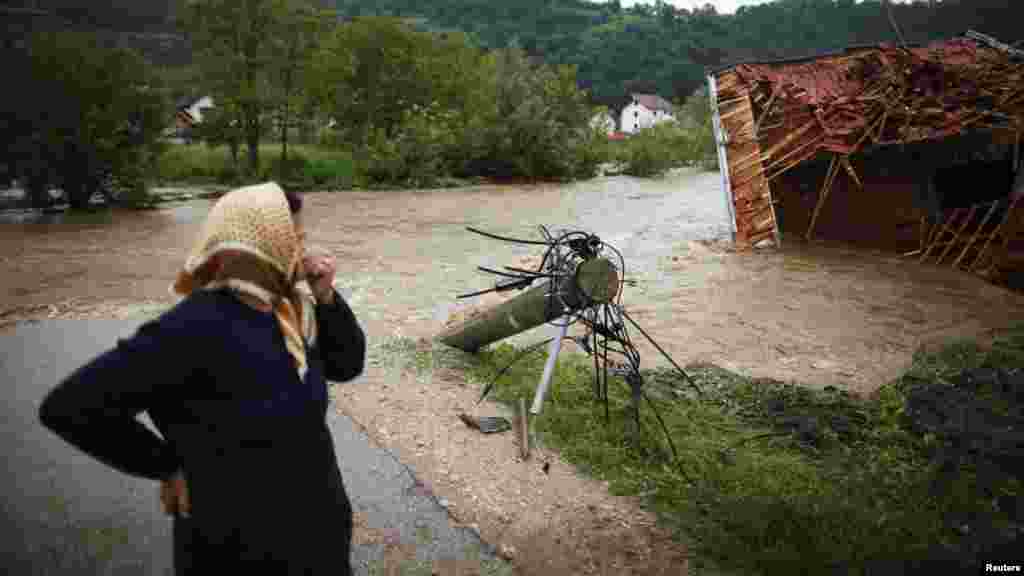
153,142 -> 357,190
151,129 -> 716,194
378,325 -> 1024,575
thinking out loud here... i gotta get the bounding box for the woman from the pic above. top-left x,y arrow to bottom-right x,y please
38,182 -> 366,574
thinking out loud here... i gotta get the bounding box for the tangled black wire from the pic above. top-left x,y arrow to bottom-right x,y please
457,225 -> 703,470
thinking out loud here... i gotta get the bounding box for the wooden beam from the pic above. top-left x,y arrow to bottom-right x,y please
805,155 -> 841,241
953,200 -> 1002,268
920,208 -> 963,264
753,86 -> 782,138
936,205 -> 979,265
972,196 -> 1022,272
840,156 -> 862,189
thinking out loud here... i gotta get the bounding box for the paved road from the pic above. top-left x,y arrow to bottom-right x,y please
1,318 -> 503,575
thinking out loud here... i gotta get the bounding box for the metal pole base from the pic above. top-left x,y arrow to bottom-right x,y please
529,319 -> 570,416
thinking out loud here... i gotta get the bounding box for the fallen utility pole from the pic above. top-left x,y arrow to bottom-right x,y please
438,226 -> 701,466
437,257 -> 619,353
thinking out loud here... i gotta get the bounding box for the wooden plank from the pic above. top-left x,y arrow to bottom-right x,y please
936,205 -> 979,265
753,86 -> 782,137
921,234 -> 1001,251
971,196 -> 1022,272
721,103 -> 753,122
805,155 -> 840,241
953,200 -> 1002,268
749,228 -> 775,245
720,88 -> 779,249
920,208 -> 963,264
840,156 -> 862,189
763,143 -> 824,182
760,121 -> 818,161
761,132 -> 826,174
729,150 -> 770,174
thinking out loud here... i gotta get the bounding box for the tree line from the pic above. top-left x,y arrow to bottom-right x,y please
1,1 -> 612,206
332,0 -> 1024,108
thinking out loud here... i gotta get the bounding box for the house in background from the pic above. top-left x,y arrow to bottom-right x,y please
166,95 -> 214,144
620,93 -> 676,134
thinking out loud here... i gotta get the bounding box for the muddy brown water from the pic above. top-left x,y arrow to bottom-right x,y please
2,169 -> 1023,394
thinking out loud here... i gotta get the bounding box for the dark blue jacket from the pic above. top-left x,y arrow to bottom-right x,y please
39,287 -> 366,574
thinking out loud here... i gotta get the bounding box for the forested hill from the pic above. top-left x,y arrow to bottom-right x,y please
332,0 -> 1024,108
5,1 -> 1023,107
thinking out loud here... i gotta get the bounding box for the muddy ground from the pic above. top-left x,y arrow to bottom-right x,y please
4,169 -> 1024,574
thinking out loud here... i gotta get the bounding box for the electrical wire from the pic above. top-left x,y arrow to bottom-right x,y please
466,226 -> 551,246
457,224 -> 698,466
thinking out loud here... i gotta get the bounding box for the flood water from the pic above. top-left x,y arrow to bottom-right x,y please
3,169 -> 1023,394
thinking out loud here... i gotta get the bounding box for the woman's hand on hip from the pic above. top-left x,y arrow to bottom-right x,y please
160,469 -> 191,518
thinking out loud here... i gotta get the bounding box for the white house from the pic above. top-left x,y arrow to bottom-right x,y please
590,110 -> 616,136
166,95 -> 215,143
620,93 -> 676,134
184,95 -> 215,124
171,95 -> 215,132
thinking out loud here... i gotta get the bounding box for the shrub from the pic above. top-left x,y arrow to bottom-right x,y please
154,144 -> 229,184
619,125 -> 680,177
614,121 -> 719,177
307,155 -> 355,190
261,151 -> 312,183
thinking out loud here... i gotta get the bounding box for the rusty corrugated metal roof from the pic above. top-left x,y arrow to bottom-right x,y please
716,34 -> 1024,159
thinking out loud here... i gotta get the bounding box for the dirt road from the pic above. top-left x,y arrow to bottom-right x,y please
3,169 -> 1024,573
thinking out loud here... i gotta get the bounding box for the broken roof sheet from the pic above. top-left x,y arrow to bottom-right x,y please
713,32 -> 1024,162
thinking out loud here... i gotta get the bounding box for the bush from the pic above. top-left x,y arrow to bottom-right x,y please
261,151 -> 312,183
155,143 -> 358,190
307,156 -> 355,190
615,121 -> 719,177
154,144 -> 229,184
619,124 -> 681,177
358,105 -> 454,188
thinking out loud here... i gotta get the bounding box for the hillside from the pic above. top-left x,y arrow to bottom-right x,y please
5,1 -> 1023,106
332,0 -> 1024,107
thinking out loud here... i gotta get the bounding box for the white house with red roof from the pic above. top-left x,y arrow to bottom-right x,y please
620,93 -> 676,134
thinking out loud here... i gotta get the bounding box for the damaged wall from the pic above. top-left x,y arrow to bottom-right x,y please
710,32 -> 1024,252
774,155 -> 925,251
774,139 -> 1018,252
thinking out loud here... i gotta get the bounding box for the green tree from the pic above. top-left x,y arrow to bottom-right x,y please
268,1 -> 334,181
7,30 -> 166,209
328,17 -> 441,141
180,0 -> 322,176
196,101 -> 245,178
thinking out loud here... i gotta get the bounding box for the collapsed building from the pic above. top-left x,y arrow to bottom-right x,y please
707,31 -> 1024,283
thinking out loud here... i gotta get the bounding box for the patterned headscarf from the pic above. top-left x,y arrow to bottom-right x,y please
170,182 -> 317,380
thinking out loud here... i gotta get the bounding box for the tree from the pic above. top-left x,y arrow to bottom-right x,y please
180,0 -> 320,177
7,30 -> 166,209
268,1 -> 334,181
326,17 -> 441,141
196,101 -> 245,176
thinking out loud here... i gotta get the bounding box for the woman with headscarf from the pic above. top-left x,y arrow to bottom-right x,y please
38,182 -> 366,575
